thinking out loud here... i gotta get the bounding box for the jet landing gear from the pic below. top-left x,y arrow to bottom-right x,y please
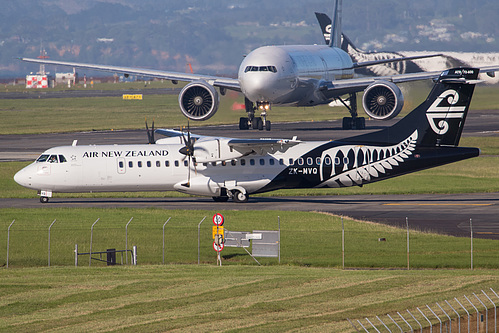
338,93 -> 366,130
239,98 -> 271,131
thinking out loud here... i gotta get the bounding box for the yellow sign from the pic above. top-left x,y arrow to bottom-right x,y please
122,94 -> 143,100
212,225 -> 224,238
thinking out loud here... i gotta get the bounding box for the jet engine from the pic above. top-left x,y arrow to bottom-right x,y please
362,80 -> 404,120
179,81 -> 220,121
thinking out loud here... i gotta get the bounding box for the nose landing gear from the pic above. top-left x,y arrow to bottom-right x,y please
239,98 -> 271,131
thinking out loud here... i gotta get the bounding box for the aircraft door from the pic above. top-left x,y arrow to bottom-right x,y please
117,157 -> 126,174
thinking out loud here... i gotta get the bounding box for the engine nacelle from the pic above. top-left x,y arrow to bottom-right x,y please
173,177 -> 221,196
362,80 -> 404,120
179,81 -> 219,121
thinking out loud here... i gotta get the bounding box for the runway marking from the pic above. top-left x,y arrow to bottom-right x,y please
383,203 -> 493,206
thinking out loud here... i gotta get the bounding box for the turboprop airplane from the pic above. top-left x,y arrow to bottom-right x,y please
21,0 -> 449,131
14,67 -> 492,203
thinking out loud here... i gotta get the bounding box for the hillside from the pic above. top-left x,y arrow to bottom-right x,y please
1,0 -> 498,77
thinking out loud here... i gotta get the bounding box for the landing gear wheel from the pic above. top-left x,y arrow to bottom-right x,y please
212,196 -> 229,202
342,117 -> 352,130
252,117 -> 262,130
257,118 -> 263,130
355,117 -> 366,130
40,196 -> 49,203
232,190 -> 248,203
239,117 -> 249,130
265,120 -> 271,131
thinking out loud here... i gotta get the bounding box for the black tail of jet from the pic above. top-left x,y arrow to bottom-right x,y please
343,68 -> 479,148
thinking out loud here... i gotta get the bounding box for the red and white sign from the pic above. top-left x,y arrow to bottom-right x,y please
213,241 -> 224,252
26,75 -> 48,89
212,213 -> 224,226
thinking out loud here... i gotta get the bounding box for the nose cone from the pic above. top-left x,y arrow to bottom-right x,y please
14,167 -> 31,188
241,74 -> 277,101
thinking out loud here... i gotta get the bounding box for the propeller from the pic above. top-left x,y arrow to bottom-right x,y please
145,118 -> 155,144
178,122 -> 197,187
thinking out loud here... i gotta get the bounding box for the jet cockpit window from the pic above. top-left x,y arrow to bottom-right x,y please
244,66 -> 277,73
48,155 -> 59,163
36,154 -> 50,162
59,155 -> 67,163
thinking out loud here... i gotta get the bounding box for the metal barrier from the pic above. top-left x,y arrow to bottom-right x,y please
74,245 -> 137,266
349,288 -> 499,332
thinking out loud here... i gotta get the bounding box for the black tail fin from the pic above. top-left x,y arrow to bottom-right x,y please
344,68 -> 480,147
315,12 -> 331,45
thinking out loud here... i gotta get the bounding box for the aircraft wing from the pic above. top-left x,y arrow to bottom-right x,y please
321,66 -> 499,97
19,57 -> 241,92
351,54 -> 443,69
228,138 -> 301,154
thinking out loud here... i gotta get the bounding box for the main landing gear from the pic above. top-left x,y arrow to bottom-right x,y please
338,93 -> 366,130
212,188 -> 249,203
239,98 -> 271,131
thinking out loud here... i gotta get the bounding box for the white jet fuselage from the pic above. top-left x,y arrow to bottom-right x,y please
238,45 -> 353,106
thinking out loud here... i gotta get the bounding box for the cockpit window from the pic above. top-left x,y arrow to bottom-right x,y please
48,155 -> 58,163
59,155 -> 67,163
244,66 -> 277,73
36,154 -> 49,162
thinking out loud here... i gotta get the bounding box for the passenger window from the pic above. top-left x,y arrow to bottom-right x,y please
324,156 -> 332,165
316,157 -> 321,165
129,161 -> 133,168
119,161 -> 124,168
279,159 -> 284,165
147,161 -> 151,167
36,154 -> 49,162
184,160 -> 188,167
250,159 -> 255,166
269,159 -> 274,165
231,160 -> 236,166
260,159 -> 265,166
289,158 -> 294,165
306,157 -> 313,165
156,161 -> 160,167
59,155 -> 67,163
240,159 -> 246,166
211,162 -> 217,167
335,157 -> 340,165
297,158 -> 304,166
221,161 -> 226,166
138,161 -> 143,168
175,161 -> 179,167
165,161 -> 170,167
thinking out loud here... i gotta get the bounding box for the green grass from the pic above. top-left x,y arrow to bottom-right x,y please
1,208 -> 497,269
1,263 -> 499,331
4,80 -> 498,135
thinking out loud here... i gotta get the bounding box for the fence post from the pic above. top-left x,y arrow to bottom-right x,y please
89,218 -> 100,267
132,245 -> 137,265
406,309 -> 422,333
406,217 -> 410,270
125,217 -> 133,265
474,293 -> 488,332
365,317 -> 380,332
162,217 -> 171,264
387,313 -> 403,332
398,311 -> 413,332
6,220 -> 15,268
454,297 -> 470,333
197,216 -> 206,265
278,216 -> 281,264
436,303 -> 451,333
376,315 -> 392,332
74,244 -> 78,267
482,289 -> 497,333
470,218 -> 473,270
464,294 -> 479,333
342,216 -> 345,270
445,300 -> 461,333
417,307 -> 432,333
48,219 -> 56,267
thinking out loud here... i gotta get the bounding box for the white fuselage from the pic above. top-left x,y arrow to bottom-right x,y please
13,138 -> 325,198
238,45 -> 353,106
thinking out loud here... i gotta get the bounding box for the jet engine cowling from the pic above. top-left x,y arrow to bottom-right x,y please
179,81 -> 220,121
362,80 -> 404,120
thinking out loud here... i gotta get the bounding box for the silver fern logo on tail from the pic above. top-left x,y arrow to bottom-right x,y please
426,89 -> 464,135
319,130 -> 418,187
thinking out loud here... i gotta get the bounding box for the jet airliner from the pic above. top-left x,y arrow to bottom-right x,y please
14,67 -> 493,203
21,0 -> 451,131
